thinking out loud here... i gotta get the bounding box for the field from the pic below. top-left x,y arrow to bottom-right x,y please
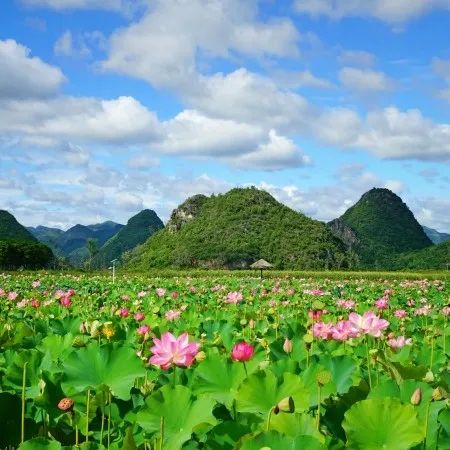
0,270 -> 449,450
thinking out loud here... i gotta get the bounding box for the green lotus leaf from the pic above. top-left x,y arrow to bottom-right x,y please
18,438 -> 61,450
236,370 -> 309,415
237,430 -> 325,450
270,412 -> 324,443
61,342 -> 145,400
343,398 -> 425,450
193,349 -> 263,408
319,354 -> 359,394
136,385 -> 216,450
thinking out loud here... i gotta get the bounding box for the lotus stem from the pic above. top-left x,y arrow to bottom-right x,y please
423,399 -> 431,450
85,389 -> 90,442
316,384 -> 321,431
107,390 -> 112,450
243,362 -> 248,378
266,408 -> 273,431
365,337 -> 372,389
159,416 -> 165,450
100,391 -> 105,444
75,424 -> 79,447
21,362 -> 28,444
429,332 -> 434,371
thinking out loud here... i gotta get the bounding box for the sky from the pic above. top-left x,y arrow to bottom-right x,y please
0,0 -> 449,232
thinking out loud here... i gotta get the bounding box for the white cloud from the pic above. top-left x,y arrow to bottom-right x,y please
315,107 -> 450,161
102,0 -> 299,90
0,39 -> 65,99
20,0 -> 144,15
127,154 -> 160,169
273,69 -> 333,89
294,0 -> 450,24
339,67 -> 394,93
432,58 -> 450,103
0,96 -> 162,145
54,31 -> 73,56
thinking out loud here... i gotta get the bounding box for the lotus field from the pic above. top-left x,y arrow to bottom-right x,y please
0,272 -> 449,450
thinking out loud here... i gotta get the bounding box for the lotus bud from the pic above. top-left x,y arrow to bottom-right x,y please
283,338 -> 293,354
140,379 -> 154,397
273,396 -> 295,415
249,319 -> 256,329
410,388 -> 422,405
316,370 -> 332,386
240,319 -> 247,326
195,351 -> 207,362
432,387 -> 447,401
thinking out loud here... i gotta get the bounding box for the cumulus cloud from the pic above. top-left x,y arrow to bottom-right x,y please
102,0 -> 300,89
0,39 -> 65,99
294,0 -> 450,24
339,67 -> 394,93
273,69 -> 333,89
338,50 -> 376,67
20,0 -> 144,15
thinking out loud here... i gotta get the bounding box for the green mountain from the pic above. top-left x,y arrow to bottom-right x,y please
396,240 -> 450,269
329,188 -> 432,268
0,210 -> 37,242
93,210 -> 164,267
0,211 -> 53,269
422,225 -> 450,244
27,225 -> 64,254
127,187 -> 350,269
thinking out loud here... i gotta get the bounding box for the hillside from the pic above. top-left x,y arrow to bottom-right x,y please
0,210 -> 37,242
127,187 -> 350,269
329,188 -> 432,268
396,240 -> 450,269
422,225 -> 450,244
0,211 -> 53,269
92,210 -> 164,267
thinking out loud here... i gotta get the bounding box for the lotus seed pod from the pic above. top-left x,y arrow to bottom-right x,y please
316,370 -> 332,386
410,388 -> 422,405
72,335 -> 86,348
303,333 -> 313,344
432,386 -> 447,401
195,351 -> 207,362
423,370 -> 435,383
90,320 -> 102,338
240,318 -> 247,326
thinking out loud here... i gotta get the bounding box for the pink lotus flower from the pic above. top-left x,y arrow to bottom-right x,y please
388,335 -> 412,349
121,295 -> 129,301
165,310 -> 181,321
8,292 -> 18,301
312,322 -> 334,340
283,338 -> 293,353
32,281 -> 41,289
375,297 -> 389,310
119,308 -> 129,318
348,311 -> 389,338
225,291 -> 243,304
394,309 -> 407,319
336,299 -> 355,310
31,299 -> 40,308
134,312 -> 145,321
442,306 -> 450,316
331,320 -> 358,341
137,325 -> 150,336
137,291 -> 147,298
415,305 -> 431,316
0,289 -> 5,297
231,342 -> 254,362
171,291 -> 179,299
149,332 -> 200,370
155,288 -> 166,297
60,297 -> 71,308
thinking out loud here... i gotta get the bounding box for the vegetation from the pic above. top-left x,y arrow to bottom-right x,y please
0,210 -> 37,242
422,225 -> 450,244
395,240 -> 450,269
93,209 -> 164,268
331,188 -> 433,268
128,187 -> 351,269
0,239 -> 54,269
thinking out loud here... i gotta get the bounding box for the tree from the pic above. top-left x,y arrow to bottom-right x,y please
86,238 -> 99,271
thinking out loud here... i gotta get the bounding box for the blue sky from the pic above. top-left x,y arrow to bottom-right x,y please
0,0 -> 449,231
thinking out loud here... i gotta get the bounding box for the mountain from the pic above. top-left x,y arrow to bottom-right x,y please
329,188 -> 432,268
27,225 -> 64,254
92,210 -> 164,267
396,239 -> 450,269
422,225 -> 450,244
126,187 -> 350,269
0,211 -> 53,269
0,210 -> 37,242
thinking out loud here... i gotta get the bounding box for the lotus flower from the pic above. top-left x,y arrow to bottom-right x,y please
394,309 -> 407,318
155,288 -> 166,297
348,311 -> 389,338
165,309 -> 181,321
225,291 -> 243,304
312,321 -> 334,340
283,338 -> 293,353
388,335 -> 412,348
149,332 -> 200,370
231,342 -> 254,362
